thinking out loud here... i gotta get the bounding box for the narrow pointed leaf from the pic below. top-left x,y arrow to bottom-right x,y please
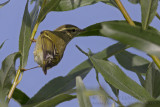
128,0 -> 139,4
12,88 -> 30,105
145,63 -> 160,98
0,52 -> 21,100
19,0 -> 31,68
136,73 -> 145,87
89,57 -> 153,101
33,94 -> 76,107
0,41 -> 6,50
115,50 -> 150,74
140,0 -> 158,30
128,100 -> 160,107
79,21 -> 160,57
76,76 -> 92,107
0,0 -> 10,8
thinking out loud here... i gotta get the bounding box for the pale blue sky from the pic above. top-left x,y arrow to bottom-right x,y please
0,0 -> 160,107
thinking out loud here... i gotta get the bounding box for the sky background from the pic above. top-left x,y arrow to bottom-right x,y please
0,0 -> 160,107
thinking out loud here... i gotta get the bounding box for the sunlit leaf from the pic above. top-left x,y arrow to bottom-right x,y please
89,57 -> 153,101
140,0 -> 158,30
79,21 -> 160,57
128,0 -> 139,4
19,0 -> 31,68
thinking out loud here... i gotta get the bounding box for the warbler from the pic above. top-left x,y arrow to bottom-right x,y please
33,24 -> 84,75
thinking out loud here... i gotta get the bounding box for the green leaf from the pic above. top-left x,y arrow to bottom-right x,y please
19,0 -> 32,68
12,88 -> 30,105
76,76 -> 92,107
89,57 -> 153,101
34,94 -> 76,107
115,50 -> 150,74
37,0 -> 61,23
0,41 -> 6,50
30,0 -> 39,32
140,0 -> 158,30
145,63 -> 160,98
0,52 -> 21,100
31,0 -> 118,12
108,82 -> 119,97
23,61 -> 92,106
128,100 -> 160,107
128,0 -> 139,4
0,0 -> 10,8
136,72 -> 145,87
80,21 -> 160,57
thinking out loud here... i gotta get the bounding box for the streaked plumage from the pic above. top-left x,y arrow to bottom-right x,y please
34,25 -> 84,74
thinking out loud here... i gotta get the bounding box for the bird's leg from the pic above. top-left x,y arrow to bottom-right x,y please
30,38 -> 36,42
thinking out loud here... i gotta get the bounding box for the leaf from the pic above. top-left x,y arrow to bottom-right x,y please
0,52 -> 21,100
140,0 -> 158,30
0,0 -> 10,8
37,0 -> 61,23
128,100 -> 160,107
136,72 -> 145,87
31,0 -> 118,12
0,41 -> 6,50
89,57 -> 153,101
23,61 -> 92,106
30,0 -> 39,32
79,21 -> 160,57
34,94 -> 76,107
12,88 -> 30,105
115,50 -> 150,74
19,0 -> 32,68
76,76 -> 92,107
128,0 -> 139,4
145,63 -> 160,98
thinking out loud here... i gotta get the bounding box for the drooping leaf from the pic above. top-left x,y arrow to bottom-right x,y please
12,88 -> 30,105
79,21 -> 160,57
136,72 -> 145,87
0,0 -> 10,8
140,0 -> 158,30
33,94 -> 76,107
145,63 -> 160,98
76,76 -> 92,107
115,50 -> 150,74
23,61 -> 92,106
19,0 -> 32,68
89,57 -> 153,101
0,52 -> 21,100
0,41 -> 6,50
128,100 -> 160,107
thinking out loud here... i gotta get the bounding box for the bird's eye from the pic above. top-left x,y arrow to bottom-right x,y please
72,29 -> 76,32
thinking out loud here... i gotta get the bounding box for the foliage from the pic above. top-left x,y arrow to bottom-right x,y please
1,0 -> 160,106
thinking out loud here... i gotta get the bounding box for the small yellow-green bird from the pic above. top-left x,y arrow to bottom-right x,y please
33,24 -> 84,75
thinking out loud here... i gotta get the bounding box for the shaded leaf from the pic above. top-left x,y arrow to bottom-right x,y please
108,82 -> 119,97
76,76 -> 92,107
89,57 -> 153,101
128,0 -> 139,4
136,72 -> 145,87
128,100 -> 160,107
145,63 -> 160,98
140,0 -> 158,30
0,0 -> 10,8
23,61 -> 92,106
0,52 -> 21,100
12,88 -> 30,105
115,50 -> 150,74
19,0 -> 32,68
79,21 -> 160,57
0,41 -> 6,50
34,94 -> 76,107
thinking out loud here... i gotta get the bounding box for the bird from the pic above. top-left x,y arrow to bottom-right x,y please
33,24 -> 84,75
